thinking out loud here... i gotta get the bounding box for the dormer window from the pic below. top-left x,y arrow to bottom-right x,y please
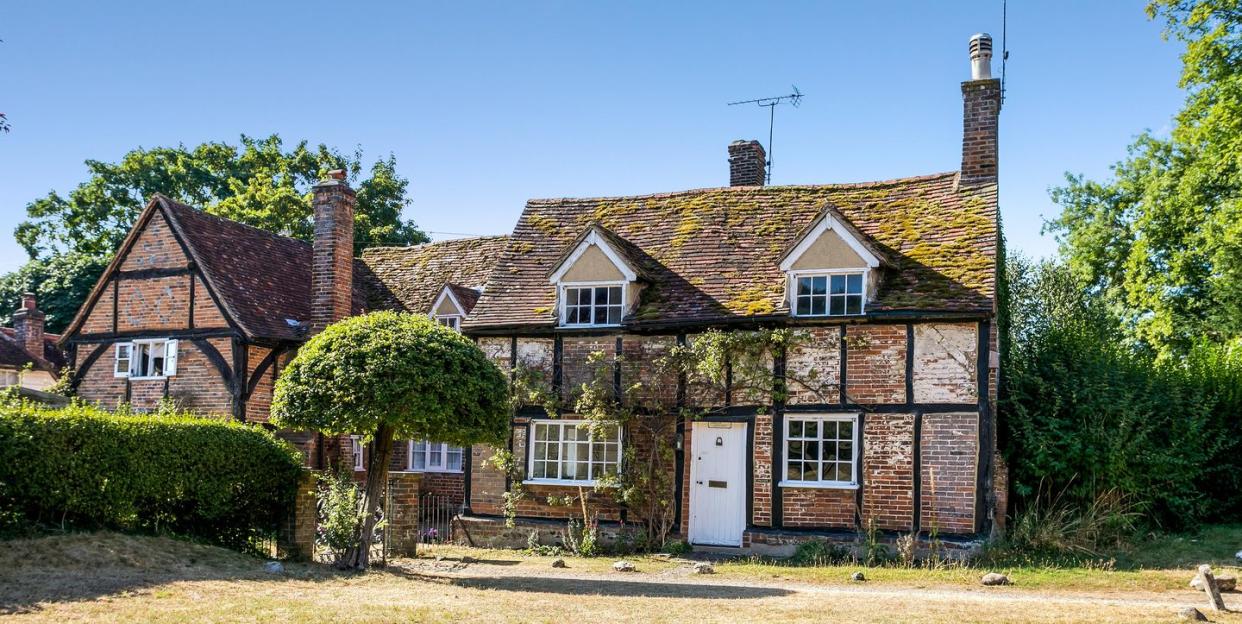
780,207 -> 887,319
548,225 -> 642,329
794,271 -> 864,317
430,284 -> 475,333
562,284 -> 625,326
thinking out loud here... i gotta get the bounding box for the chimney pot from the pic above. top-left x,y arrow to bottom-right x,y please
20,292 -> 36,310
969,33 -> 993,80
327,169 -> 347,181
728,140 -> 767,186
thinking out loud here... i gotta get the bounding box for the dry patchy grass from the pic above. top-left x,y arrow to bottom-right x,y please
2,533 -> 1240,624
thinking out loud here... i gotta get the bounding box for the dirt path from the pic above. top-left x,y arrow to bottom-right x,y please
393,556 -> 1242,614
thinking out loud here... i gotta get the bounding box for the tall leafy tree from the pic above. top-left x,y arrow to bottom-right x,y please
1047,0 -> 1242,356
3,134 -> 428,332
272,312 -> 509,569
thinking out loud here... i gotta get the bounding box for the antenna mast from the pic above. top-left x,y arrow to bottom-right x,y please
1001,0 -> 1010,106
728,86 -> 804,184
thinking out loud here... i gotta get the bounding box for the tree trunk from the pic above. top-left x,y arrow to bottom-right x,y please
343,423 -> 395,570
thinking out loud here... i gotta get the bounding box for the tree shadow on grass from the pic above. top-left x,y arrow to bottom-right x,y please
386,567 -> 792,599
0,532 -> 351,616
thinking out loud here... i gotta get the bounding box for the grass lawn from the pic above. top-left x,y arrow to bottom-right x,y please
0,529 -> 1239,623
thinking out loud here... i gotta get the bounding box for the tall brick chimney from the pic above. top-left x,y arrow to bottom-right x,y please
961,33 -> 1001,184
728,140 -> 766,186
12,293 -> 45,358
310,169 -> 356,333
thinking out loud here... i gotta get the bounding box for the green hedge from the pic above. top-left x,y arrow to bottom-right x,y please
0,400 -> 305,551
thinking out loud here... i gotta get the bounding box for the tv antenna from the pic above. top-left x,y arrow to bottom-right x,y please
728,85 -> 804,184
1001,0 -> 1010,106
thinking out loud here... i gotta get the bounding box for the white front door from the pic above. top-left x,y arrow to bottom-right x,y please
688,422 -> 747,546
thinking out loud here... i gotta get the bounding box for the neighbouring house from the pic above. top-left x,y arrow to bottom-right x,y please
1,294 -> 67,391
457,34 -> 1004,553
56,169 -> 507,510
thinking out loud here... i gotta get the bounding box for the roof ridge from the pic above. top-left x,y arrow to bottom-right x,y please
524,171 -> 959,205
154,194 -> 311,249
361,234 -> 510,255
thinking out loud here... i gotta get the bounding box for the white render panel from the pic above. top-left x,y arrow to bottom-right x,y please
912,323 -> 978,404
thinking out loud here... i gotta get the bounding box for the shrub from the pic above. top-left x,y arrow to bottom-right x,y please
315,471 -> 367,564
1002,258 -> 1242,531
0,399 -> 304,552
789,539 -> 852,566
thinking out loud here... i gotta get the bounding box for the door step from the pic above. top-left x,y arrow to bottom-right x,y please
691,544 -> 747,557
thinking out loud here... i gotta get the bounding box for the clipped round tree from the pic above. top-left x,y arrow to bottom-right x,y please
272,311 -> 509,568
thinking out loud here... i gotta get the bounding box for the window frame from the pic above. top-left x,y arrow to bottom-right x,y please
434,315 -> 462,331
351,436 -> 365,472
558,281 -> 626,328
778,413 -> 860,490
113,343 -> 133,378
116,338 -> 178,380
524,419 -> 623,486
788,269 -> 868,318
406,440 -> 465,473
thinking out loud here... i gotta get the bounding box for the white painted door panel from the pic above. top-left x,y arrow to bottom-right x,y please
688,422 -> 747,546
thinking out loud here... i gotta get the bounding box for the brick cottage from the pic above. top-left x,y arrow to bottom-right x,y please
459,34 -> 1005,553
57,171 -> 507,512
59,33 -> 1004,555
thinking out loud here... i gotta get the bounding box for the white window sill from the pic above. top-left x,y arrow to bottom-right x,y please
558,324 -> 622,329
777,480 -> 859,490
789,314 -> 866,319
126,376 -> 172,381
394,469 -> 465,475
522,479 -> 608,488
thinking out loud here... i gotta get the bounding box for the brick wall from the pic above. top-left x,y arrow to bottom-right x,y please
469,444 -> 507,516
515,338 -> 554,395
920,412 -> 977,534
781,487 -> 855,528
120,213 -> 184,270
751,415 -> 772,526
786,327 -> 841,404
845,324 -> 906,403
684,333 -> 727,407
386,472 -> 422,556
862,413 -> 914,531
620,334 -> 678,407
562,336 -> 613,405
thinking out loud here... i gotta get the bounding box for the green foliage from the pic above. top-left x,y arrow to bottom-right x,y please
1002,258 -> 1242,530
272,312 -> 509,447
789,539 -> 853,566
3,135 -> 428,334
1047,1 -> 1242,356
0,251 -> 108,333
0,399 -> 304,552
315,471 -> 367,564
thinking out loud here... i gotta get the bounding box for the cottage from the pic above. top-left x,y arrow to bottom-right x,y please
56,171 -> 507,507
60,32 -> 1004,554
458,34 -> 1004,552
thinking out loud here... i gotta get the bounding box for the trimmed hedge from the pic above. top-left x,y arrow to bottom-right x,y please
0,400 -> 305,551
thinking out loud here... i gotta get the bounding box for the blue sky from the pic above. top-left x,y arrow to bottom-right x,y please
0,1 -> 1185,274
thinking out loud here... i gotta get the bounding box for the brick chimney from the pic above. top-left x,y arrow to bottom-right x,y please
12,293 -> 45,358
310,170 -> 356,333
728,140 -> 766,186
961,33 -> 1001,184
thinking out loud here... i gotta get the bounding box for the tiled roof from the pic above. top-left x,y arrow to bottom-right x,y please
360,236 -> 510,315
446,283 -> 483,314
0,328 -> 65,372
158,197 -> 369,341
465,173 -> 997,329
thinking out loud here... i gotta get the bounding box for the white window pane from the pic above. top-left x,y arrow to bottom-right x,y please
447,446 -> 463,471
846,273 -> 862,294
